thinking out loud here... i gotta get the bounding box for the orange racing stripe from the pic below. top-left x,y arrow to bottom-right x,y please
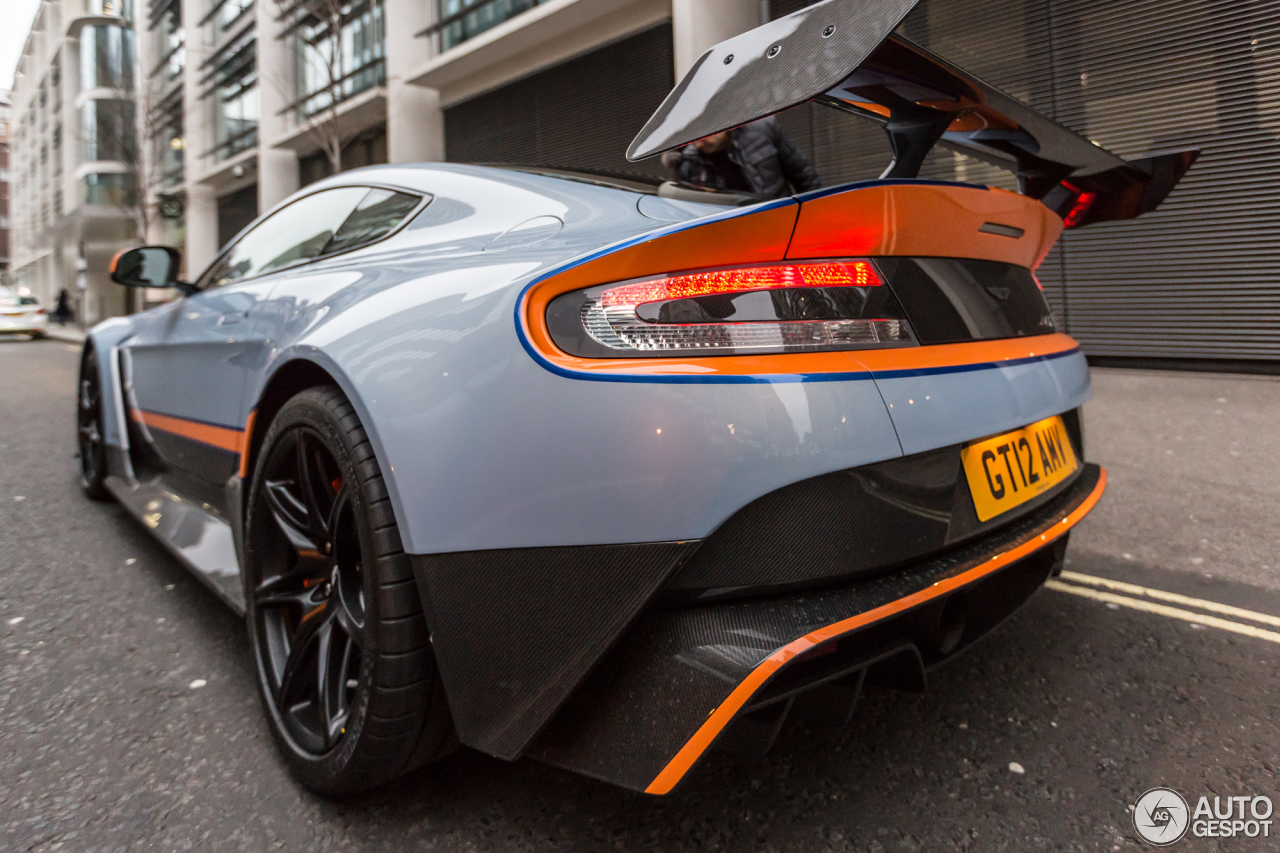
644,466 -> 1108,795
237,410 -> 257,478
524,331 -> 1079,379
132,409 -> 246,456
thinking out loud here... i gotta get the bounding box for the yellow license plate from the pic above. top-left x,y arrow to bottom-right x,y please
960,416 -> 1078,522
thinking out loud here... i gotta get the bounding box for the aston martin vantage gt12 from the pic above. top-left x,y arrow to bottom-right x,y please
81,0 -> 1194,795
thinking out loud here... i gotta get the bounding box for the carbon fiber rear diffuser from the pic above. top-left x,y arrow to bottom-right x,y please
527,464 -> 1103,793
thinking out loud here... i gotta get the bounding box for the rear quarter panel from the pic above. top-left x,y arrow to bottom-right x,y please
253,168 -> 904,554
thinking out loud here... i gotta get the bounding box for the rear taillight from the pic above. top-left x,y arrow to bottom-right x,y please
1061,183 -> 1097,229
546,260 -> 915,358
35,308 -> 47,315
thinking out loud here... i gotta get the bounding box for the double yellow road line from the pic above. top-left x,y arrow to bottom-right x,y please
1046,570 -> 1280,644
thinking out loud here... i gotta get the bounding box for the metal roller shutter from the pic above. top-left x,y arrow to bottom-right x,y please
444,22 -> 674,181
769,0 -> 1280,363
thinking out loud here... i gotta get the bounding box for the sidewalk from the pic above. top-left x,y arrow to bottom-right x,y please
1073,366 -> 1280,592
41,325 -> 87,344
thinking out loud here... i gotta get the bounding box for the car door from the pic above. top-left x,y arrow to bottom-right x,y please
126,186 -> 372,499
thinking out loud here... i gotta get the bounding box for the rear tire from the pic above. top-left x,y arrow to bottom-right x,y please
244,386 -> 454,795
77,345 -> 110,500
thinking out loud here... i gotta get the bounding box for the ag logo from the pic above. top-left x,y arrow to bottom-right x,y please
1134,787 -> 1191,846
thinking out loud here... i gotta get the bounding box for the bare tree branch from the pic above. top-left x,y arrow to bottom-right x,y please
270,0 -> 381,177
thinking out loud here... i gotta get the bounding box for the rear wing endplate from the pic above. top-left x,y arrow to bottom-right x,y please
628,0 -> 1196,229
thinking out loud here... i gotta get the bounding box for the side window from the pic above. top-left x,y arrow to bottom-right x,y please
324,189 -> 423,256
198,187 -> 369,289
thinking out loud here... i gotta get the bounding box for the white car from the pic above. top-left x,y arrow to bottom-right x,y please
0,292 -> 49,337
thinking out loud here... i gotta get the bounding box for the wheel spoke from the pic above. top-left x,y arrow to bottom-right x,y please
336,635 -> 358,701
295,433 -> 333,544
327,633 -> 359,742
331,587 -> 365,649
276,601 -> 331,709
254,563 -> 327,609
263,478 -> 318,552
315,617 -> 336,747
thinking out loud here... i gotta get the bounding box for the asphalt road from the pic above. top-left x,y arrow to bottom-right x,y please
2,338 -> 1277,852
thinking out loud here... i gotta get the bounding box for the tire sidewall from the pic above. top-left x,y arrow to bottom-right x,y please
243,388 -> 385,792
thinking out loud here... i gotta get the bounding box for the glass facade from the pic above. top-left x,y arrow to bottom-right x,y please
295,0 -> 385,117
211,33 -> 258,160
437,0 -> 546,51
79,99 -> 136,162
155,0 -> 185,86
157,97 -> 184,187
80,25 -> 135,91
83,172 -> 136,206
215,0 -> 253,32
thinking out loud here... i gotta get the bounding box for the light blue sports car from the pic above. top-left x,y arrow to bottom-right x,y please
81,0 -> 1191,795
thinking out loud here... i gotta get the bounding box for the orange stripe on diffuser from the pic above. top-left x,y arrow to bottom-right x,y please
644,467 -> 1108,795
133,409 -> 245,455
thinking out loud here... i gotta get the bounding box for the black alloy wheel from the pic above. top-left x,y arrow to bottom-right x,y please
77,345 -> 110,500
253,425 -> 366,752
245,386 -> 454,794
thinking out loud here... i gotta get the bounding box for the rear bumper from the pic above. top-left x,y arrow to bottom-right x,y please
0,319 -> 47,333
526,463 -> 1105,792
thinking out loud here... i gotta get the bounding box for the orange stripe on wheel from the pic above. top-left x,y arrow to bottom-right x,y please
134,409 -> 245,455
644,466 -> 1108,795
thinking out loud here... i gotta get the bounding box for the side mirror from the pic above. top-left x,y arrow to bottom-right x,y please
109,246 -> 196,295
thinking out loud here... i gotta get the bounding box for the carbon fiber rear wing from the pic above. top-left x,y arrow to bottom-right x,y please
628,0 -> 1196,229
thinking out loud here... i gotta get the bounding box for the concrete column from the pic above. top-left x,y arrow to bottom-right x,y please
60,40 -> 79,231
184,183 -> 219,277
385,0 -> 445,163
256,0 -> 300,210
672,0 -> 762,78
133,9 -> 164,249
181,0 -> 219,262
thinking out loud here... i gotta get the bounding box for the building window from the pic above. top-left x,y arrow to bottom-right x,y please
89,0 -> 135,21
209,31 -> 258,160
153,0 -> 185,84
435,0 -> 546,51
80,25 -> 136,91
210,0 -> 253,33
158,96 -> 185,186
80,99 -> 137,162
293,0 -> 385,118
84,172 -> 136,206
298,124 -> 386,186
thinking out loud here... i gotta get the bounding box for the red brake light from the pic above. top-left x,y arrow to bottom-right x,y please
36,307 -> 47,314
1062,183 -> 1097,229
598,261 -> 882,308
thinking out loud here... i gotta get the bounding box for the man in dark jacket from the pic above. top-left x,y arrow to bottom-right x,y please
664,117 -> 821,198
